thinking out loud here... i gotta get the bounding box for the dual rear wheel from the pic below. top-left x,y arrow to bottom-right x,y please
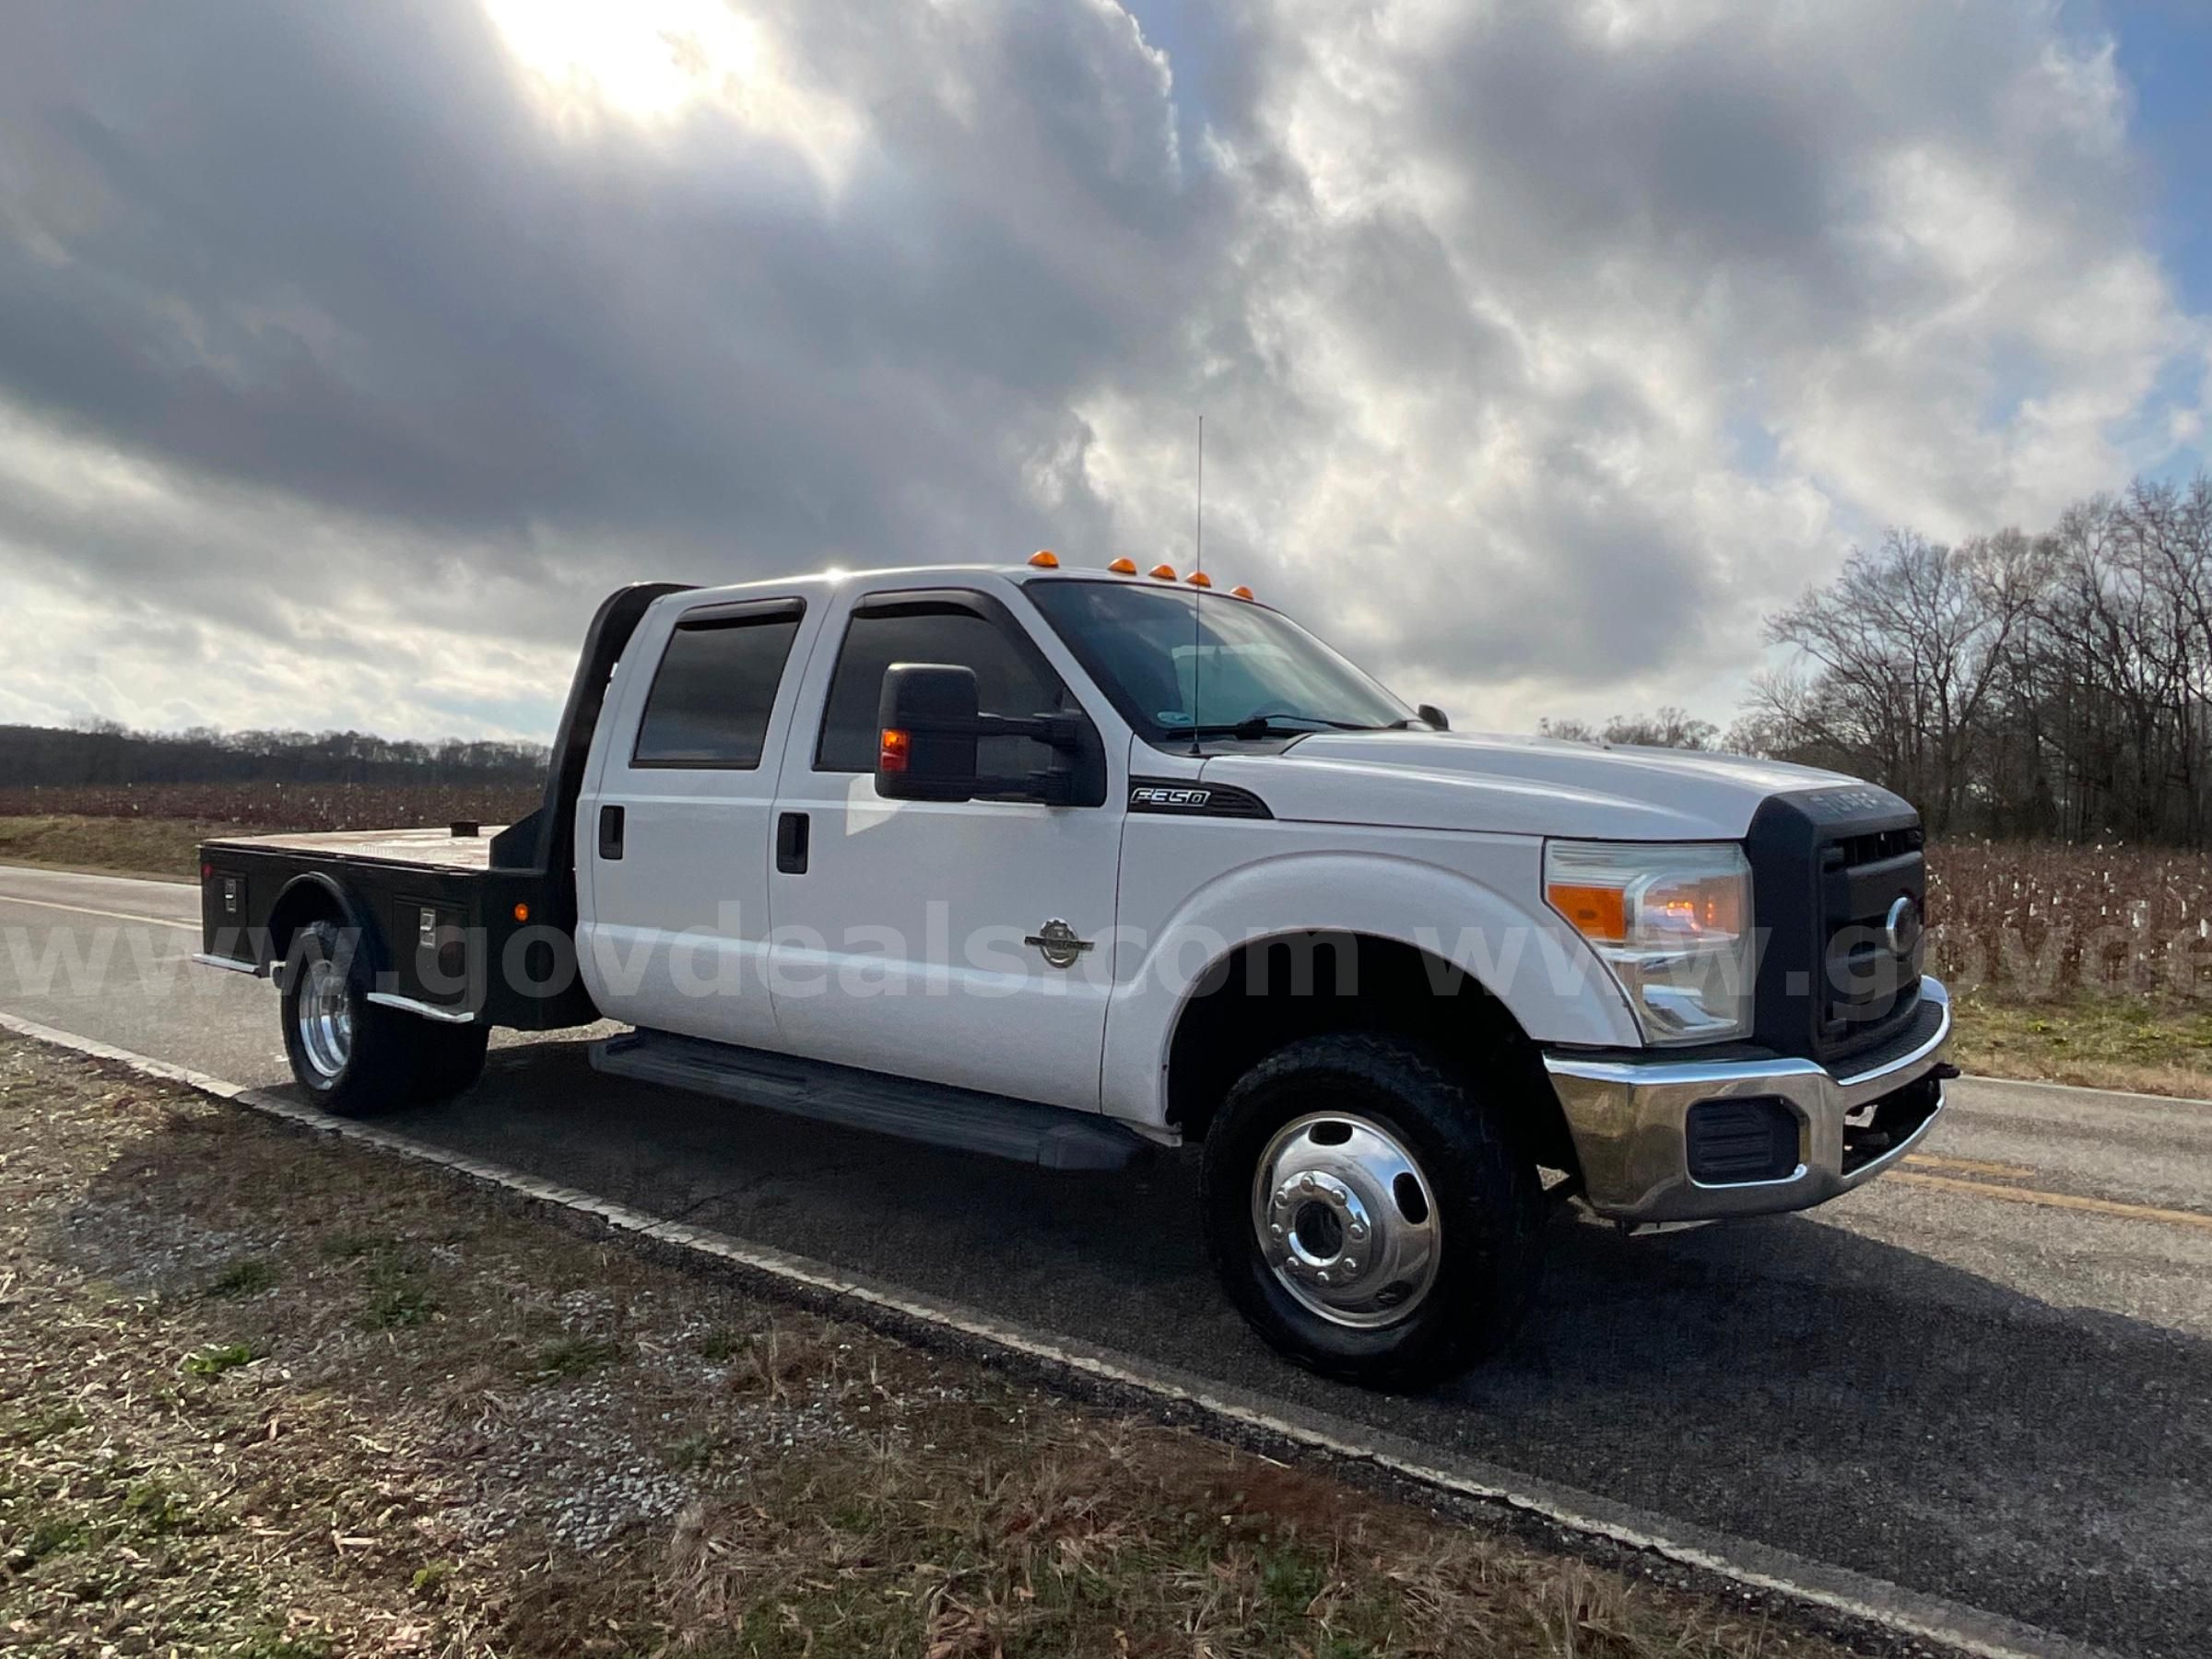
280,920 -> 488,1117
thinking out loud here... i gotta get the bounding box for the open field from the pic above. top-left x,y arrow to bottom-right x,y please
0,1033 -> 1859,1658
2,787 -> 2208,1096
0,785 -> 540,880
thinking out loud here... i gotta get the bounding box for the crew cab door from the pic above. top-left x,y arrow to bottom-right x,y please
576,594 -> 817,1047
765,584 -> 1124,1111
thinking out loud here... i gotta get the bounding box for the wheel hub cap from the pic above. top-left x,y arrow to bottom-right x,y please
1253,1113 -> 1440,1328
297,957 -> 353,1082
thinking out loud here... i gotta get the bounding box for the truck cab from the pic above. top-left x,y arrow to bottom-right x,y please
198,557 -> 1952,1387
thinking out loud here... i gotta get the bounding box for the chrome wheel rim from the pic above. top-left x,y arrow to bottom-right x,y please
1251,1112 -> 1440,1329
296,955 -> 352,1083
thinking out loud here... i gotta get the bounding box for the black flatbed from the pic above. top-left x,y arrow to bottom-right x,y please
196,582 -> 690,1032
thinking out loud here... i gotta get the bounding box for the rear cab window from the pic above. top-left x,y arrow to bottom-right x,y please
632,602 -> 805,769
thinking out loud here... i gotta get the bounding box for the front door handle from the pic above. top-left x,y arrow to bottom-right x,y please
598,805 -> 625,860
776,811 -> 810,875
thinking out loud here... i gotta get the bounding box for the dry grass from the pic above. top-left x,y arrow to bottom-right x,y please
0,1034 -> 1854,1658
0,782 -> 541,834
1944,993 -> 2212,1098
0,815 -> 230,882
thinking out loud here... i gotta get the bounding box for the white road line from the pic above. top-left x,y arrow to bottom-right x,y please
0,890 -> 198,930
0,1008 -> 2120,1659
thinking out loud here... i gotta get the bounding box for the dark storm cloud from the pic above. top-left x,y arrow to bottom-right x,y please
0,0 -> 1209,582
0,0 -> 2199,737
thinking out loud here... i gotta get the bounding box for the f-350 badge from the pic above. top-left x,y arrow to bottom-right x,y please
1025,918 -> 1095,970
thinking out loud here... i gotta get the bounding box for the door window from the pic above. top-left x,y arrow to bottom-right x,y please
816,606 -> 1063,783
632,609 -> 802,768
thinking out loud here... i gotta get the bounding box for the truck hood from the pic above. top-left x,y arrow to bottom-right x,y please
1198,730 -> 1864,841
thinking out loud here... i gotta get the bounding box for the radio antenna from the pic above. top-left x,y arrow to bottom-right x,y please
1188,414 -> 1205,758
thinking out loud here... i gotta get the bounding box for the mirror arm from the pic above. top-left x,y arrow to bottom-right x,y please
975,710 -> 1086,752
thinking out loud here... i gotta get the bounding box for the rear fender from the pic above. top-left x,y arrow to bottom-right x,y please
265,873 -> 387,986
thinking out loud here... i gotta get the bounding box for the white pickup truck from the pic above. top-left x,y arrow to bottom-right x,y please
196,557 -> 1952,1386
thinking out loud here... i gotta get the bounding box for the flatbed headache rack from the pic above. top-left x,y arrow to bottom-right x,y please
195,582 -> 690,1030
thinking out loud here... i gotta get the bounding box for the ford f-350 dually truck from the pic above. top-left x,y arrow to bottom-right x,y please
195,556 -> 1952,1386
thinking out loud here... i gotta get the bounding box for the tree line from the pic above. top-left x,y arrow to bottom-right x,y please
1738,476 -> 2212,845
1542,476 -> 2212,847
0,721 -> 549,789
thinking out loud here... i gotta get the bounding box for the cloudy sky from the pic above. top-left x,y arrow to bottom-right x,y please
1,0 -> 2206,742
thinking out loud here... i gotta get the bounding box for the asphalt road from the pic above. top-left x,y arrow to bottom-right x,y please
4,863 -> 2207,1656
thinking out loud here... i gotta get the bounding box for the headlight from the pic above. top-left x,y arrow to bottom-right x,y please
1545,841 -> 1754,1045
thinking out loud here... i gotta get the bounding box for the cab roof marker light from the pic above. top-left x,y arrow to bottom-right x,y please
1028,549 -> 1059,569
1107,558 -> 1138,574
1186,571 -> 1212,588
1230,585 -> 1255,600
1149,563 -> 1178,580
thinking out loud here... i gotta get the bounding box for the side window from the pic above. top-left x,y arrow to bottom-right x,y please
631,611 -> 803,769
817,606 -> 1063,782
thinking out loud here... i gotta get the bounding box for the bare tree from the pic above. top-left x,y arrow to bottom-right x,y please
1745,473 -> 2212,845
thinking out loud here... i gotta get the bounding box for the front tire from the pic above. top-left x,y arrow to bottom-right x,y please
280,919 -> 418,1117
1200,1033 -> 1546,1389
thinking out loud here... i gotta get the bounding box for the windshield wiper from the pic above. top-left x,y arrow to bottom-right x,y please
1174,715 -> 1388,740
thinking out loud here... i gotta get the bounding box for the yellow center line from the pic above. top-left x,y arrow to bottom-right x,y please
1901,1152 -> 2038,1180
0,891 -> 200,931
1888,1170 -> 2212,1232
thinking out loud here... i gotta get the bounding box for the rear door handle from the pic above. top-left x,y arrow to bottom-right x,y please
776,811 -> 810,875
598,805 -> 625,860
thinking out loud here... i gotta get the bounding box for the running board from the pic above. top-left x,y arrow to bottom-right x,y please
589,1030 -> 1146,1172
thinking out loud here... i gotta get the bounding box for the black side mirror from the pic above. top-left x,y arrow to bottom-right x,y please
1418,702 -> 1450,731
877,664 -> 981,801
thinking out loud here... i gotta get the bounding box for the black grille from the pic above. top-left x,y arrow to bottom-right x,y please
1826,824 -> 1924,869
1746,785 -> 1926,1063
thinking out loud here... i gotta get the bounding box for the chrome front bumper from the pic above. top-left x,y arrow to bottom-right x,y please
1542,978 -> 1952,1224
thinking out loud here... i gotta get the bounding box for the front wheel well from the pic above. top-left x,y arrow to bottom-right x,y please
1164,932 -> 1578,1177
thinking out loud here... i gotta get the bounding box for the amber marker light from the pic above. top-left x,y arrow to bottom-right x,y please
1186,571 -> 1212,588
1545,882 -> 1628,944
1028,549 -> 1059,568
1108,558 -> 1137,574
1230,585 -> 1255,600
1149,562 -> 1177,580
878,727 -> 911,774
512,902 -> 531,924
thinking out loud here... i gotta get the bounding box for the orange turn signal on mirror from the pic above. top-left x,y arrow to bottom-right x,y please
1028,549 -> 1059,568
878,727 -> 911,774
1547,882 -> 1627,944
1149,563 -> 1177,580
1108,557 -> 1137,574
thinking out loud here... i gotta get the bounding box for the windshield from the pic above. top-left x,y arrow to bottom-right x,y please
1025,579 -> 1411,745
